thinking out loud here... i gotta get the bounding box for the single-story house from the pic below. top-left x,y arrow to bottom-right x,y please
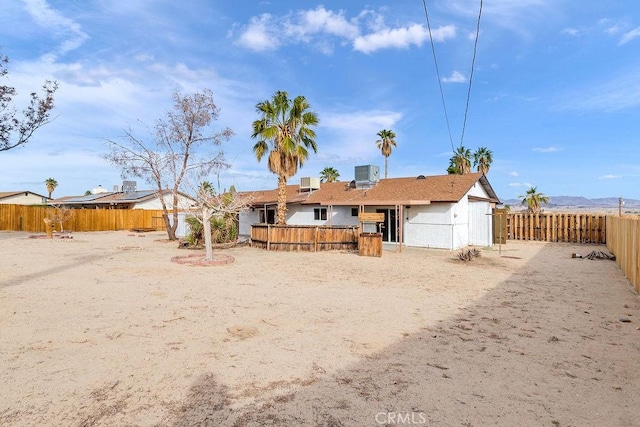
239,166 -> 500,250
0,191 -> 49,205
49,190 -> 195,210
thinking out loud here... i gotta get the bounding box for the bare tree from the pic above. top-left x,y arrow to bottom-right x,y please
105,90 -> 233,240
47,204 -> 73,232
1,52 -> 58,152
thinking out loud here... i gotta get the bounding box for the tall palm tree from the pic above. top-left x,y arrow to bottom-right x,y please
449,146 -> 472,175
44,177 -> 58,199
252,90 -> 319,225
375,129 -> 397,179
320,167 -> 340,183
473,146 -> 493,175
519,186 -> 550,213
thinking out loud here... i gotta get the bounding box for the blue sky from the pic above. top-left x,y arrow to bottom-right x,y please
0,0 -> 638,200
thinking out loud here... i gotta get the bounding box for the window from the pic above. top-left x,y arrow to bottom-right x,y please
351,208 -> 359,217
314,208 -> 327,221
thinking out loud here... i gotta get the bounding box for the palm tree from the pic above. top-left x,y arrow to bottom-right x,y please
519,186 -> 550,213
252,90 -> 319,225
44,177 -> 58,199
448,146 -> 472,175
473,147 -> 493,175
320,167 -> 340,183
375,129 -> 397,179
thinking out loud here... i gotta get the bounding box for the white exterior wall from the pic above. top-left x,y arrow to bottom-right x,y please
132,193 -> 194,210
239,210 -> 260,236
288,205 -> 359,227
403,203 -> 456,249
468,201 -> 492,246
466,181 -> 493,247
0,193 -> 47,205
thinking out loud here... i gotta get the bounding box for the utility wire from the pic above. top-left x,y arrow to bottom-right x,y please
460,0 -> 483,148
422,0 -> 455,154
422,0 -> 483,152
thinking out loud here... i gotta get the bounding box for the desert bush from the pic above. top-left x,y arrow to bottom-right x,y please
458,247 -> 481,262
185,214 -> 238,248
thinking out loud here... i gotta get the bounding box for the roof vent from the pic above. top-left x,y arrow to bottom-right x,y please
300,177 -> 320,191
417,175 -> 426,179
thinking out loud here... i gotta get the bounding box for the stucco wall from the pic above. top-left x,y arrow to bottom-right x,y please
133,194 -> 194,210
0,193 -> 47,205
403,203 -> 456,249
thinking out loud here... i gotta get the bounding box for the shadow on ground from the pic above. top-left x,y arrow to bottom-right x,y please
166,244 -> 640,426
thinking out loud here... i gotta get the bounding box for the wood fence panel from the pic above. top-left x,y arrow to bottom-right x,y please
506,213 -> 607,244
606,216 -> 640,293
0,205 -> 169,232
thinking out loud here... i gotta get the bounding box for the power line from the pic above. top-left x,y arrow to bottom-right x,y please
422,0 -> 483,152
460,0 -> 483,148
422,0 -> 455,154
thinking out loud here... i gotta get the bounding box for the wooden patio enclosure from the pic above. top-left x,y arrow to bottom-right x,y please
0,204 -> 167,233
250,224 -> 358,251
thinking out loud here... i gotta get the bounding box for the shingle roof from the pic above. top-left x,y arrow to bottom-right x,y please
50,190 -> 196,206
242,173 -> 500,206
0,190 -> 49,200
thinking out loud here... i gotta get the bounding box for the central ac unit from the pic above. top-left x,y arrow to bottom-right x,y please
300,177 -> 321,191
354,165 -> 380,183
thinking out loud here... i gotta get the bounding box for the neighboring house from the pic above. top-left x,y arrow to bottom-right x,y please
0,191 -> 49,205
49,190 -> 195,210
239,166 -> 500,250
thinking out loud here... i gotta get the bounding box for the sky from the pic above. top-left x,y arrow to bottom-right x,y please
0,0 -> 639,201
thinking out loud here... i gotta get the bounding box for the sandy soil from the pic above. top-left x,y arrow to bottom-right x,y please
1,231 -> 639,426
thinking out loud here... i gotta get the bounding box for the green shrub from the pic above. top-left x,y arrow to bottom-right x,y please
185,214 -> 239,248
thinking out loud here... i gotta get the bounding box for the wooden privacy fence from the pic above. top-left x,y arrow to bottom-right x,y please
606,216 -> 640,293
0,204 -> 167,233
506,213 -> 606,243
251,224 -> 358,251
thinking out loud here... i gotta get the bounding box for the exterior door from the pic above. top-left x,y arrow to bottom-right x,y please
376,208 -> 397,242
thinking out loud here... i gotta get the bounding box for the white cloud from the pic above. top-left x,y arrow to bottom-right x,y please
23,0 -> 89,57
442,70 -> 467,83
533,146 -> 561,153
561,28 -> 580,37
320,110 -> 402,159
293,7 -> 359,39
354,24 -> 455,54
236,14 -> 279,51
235,7 -> 455,55
556,70 -> 640,112
508,182 -> 532,188
508,171 -> 519,177
619,26 -> 640,45
598,174 -> 622,180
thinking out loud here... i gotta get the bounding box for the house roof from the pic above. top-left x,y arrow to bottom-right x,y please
242,173 -> 500,207
0,190 -> 49,200
49,190 -> 195,206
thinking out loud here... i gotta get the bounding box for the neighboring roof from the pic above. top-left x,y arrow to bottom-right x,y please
0,190 -> 49,200
49,190 -> 195,206
242,173 -> 500,207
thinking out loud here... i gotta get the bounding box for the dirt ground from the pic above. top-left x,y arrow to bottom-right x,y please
1,231 -> 639,426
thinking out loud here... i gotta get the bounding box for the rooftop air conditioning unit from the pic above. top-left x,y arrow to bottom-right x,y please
300,177 -> 321,191
355,165 -> 380,183
122,180 -> 137,193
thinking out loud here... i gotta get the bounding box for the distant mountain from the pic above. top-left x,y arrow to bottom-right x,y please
501,196 -> 640,208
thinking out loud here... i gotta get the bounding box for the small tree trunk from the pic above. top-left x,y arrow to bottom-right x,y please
163,213 -> 177,240
203,207 -> 213,261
